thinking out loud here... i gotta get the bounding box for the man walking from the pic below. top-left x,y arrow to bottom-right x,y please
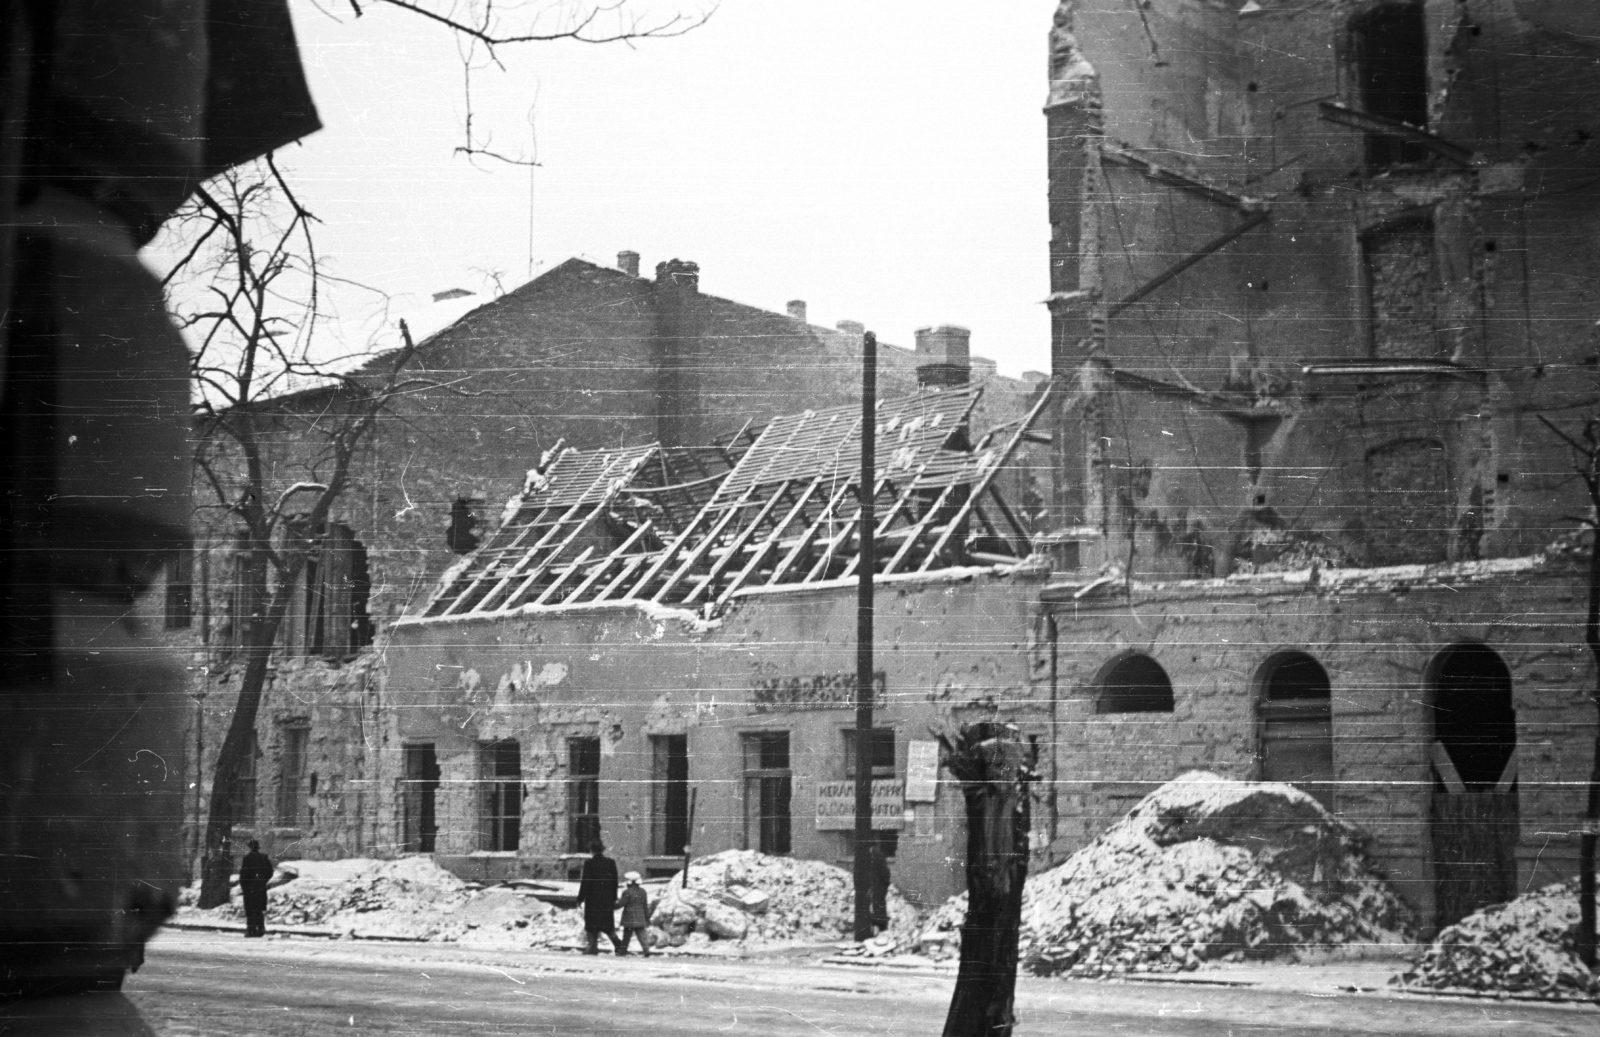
239,840 -> 273,938
574,841 -> 624,954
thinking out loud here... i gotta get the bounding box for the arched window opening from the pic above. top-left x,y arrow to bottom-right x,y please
1257,652 -> 1335,808
1429,643 -> 1516,790
1096,654 -> 1175,714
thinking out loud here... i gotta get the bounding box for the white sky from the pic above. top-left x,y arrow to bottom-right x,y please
278,0 -> 1056,375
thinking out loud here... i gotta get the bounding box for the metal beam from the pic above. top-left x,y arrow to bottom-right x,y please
1100,143 -> 1269,213
1108,211 -> 1271,318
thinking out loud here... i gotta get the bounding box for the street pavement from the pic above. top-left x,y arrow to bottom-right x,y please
2,929 -> 1594,1036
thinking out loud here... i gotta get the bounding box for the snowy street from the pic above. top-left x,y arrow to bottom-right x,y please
6,929 -> 1593,1037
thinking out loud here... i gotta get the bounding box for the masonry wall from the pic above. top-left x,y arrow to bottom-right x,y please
1045,560 -> 1596,930
1047,0 -> 1600,575
378,573 -> 1053,905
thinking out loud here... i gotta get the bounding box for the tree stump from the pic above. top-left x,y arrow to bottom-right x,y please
937,722 -> 1035,1037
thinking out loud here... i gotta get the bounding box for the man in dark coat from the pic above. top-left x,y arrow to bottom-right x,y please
573,841 -> 624,954
238,840 -> 273,937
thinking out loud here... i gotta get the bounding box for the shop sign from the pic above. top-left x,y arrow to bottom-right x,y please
814,779 -> 904,830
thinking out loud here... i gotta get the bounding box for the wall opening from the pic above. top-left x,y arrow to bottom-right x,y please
402,742 -> 440,854
228,729 -> 258,827
1095,653 -> 1175,714
302,523 -> 374,659
650,734 -> 689,857
1256,652 -> 1335,808
742,731 -> 792,855
1351,1 -> 1429,168
567,736 -> 600,852
1427,642 -> 1518,928
276,720 -> 310,828
481,739 -> 522,853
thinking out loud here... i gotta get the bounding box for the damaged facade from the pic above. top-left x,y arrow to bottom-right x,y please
1039,0 -> 1599,929
175,2 -> 1600,933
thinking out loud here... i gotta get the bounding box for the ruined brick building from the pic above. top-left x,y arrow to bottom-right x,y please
178,2 -> 1600,930
171,254 -> 1043,870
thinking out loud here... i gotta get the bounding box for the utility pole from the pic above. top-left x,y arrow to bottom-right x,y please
853,331 -> 877,941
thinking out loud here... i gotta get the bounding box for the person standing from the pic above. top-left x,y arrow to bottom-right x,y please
616,872 -> 651,957
238,840 -> 273,938
865,838 -> 892,935
574,841 -> 623,955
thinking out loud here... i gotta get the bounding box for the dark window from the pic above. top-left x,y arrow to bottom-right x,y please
276,722 -> 310,826
650,735 -> 690,857
164,549 -> 193,629
445,497 -> 482,554
843,728 -> 896,779
742,732 -> 791,855
1430,644 -> 1516,790
1351,2 -> 1429,168
229,730 -> 258,826
303,524 -> 373,659
402,743 -> 441,853
481,740 -> 522,852
1258,653 -> 1335,808
1096,654 -> 1175,713
568,736 -> 601,852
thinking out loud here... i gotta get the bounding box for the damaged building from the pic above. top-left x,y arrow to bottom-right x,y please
176,1 -> 1600,934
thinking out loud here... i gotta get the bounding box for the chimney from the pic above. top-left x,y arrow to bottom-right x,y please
836,320 -> 865,338
655,258 -> 700,293
914,325 -> 972,387
617,251 -> 640,278
786,299 -> 807,322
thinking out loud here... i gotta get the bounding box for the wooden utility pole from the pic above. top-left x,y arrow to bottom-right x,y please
937,722 -> 1035,1037
853,331 -> 878,941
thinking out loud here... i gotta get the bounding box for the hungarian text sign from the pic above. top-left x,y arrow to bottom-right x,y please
815,779 -> 905,830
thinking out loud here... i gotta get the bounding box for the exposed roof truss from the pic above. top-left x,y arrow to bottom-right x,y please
422,381 -> 1057,622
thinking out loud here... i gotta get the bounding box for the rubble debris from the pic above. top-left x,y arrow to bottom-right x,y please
177,857 -> 580,945
1396,879 -> 1599,1001
650,849 -> 921,948
915,773 -> 1415,977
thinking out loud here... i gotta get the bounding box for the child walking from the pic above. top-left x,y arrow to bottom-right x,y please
617,871 -> 651,957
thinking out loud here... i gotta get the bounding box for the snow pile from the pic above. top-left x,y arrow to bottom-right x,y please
177,857 -> 581,945
917,773 -> 1414,976
1397,879 -> 1599,1000
649,849 -> 920,948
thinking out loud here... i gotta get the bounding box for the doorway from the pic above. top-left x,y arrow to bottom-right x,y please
402,743 -> 440,853
1257,652 -> 1335,809
1427,643 -> 1518,928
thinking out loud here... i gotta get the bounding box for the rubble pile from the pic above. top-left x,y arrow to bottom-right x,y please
649,849 -> 920,948
1397,879 -> 1599,1000
178,857 -> 577,944
917,773 -> 1414,977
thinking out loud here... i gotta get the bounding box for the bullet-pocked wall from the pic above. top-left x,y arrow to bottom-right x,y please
1042,556 -> 1595,931
377,571 -> 1053,905
1046,0 -> 1600,577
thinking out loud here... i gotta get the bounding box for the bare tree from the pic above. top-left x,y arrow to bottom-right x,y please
934,722 -> 1037,1037
1538,414 -> 1600,968
335,0 -> 717,164
164,159 -> 438,907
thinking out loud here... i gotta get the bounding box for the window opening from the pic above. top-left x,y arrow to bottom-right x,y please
229,730 -> 258,827
276,721 -> 310,827
650,735 -> 689,857
1429,644 -> 1516,790
1365,437 -> 1450,565
402,743 -> 441,853
1096,654 -> 1175,714
304,523 -> 373,659
742,732 -> 792,855
567,736 -> 601,852
1257,652 -> 1335,808
481,740 -> 522,852
1351,2 -> 1429,168
1361,218 -> 1441,360
844,727 -> 897,779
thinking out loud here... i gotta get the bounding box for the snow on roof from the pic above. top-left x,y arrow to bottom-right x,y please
415,380 -> 1060,624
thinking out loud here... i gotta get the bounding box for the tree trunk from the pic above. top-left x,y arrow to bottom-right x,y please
1580,526 -> 1599,967
195,547 -> 296,908
939,723 -> 1034,1037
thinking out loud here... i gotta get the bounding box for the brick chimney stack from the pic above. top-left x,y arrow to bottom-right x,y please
617,251 -> 640,278
786,299 -> 807,322
655,258 -> 700,292
914,325 -> 972,387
